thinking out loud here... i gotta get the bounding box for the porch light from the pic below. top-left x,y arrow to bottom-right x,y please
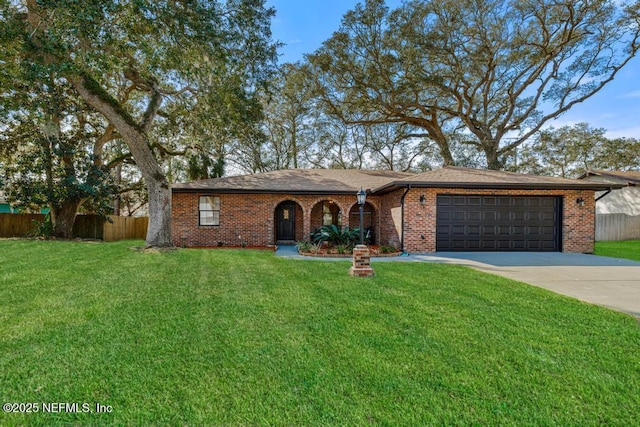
357,188 -> 366,245
357,188 -> 367,206
419,194 -> 426,206
576,197 -> 585,207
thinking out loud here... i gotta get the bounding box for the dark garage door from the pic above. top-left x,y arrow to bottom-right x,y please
436,195 -> 561,252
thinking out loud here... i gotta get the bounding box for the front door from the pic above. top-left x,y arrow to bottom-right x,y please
276,202 -> 296,241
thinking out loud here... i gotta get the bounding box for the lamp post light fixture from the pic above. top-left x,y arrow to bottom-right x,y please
357,187 -> 366,245
349,187 -> 375,277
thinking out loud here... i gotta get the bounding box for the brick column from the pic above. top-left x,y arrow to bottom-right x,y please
349,244 -> 375,277
303,208 -> 311,242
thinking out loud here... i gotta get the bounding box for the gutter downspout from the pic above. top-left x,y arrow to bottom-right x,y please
595,188 -> 613,202
593,188 -> 612,248
400,185 -> 411,254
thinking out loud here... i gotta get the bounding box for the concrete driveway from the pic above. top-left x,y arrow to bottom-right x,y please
405,252 -> 640,318
275,246 -> 640,317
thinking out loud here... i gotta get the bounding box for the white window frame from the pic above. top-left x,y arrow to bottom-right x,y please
199,196 -> 220,226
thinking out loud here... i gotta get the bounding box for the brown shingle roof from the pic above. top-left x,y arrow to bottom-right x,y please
172,167 -> 621,194
171,169 -> 413,194
372,167 -> 623,192
579,170 -> 640,186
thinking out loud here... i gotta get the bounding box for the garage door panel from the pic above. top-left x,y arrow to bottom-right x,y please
497,226 -> 511,235
468,211 -> 481,221
451,225 -> 465,235
452,196 -> 466,205
483,211 -> 497,221
436,195 -> 560,252
482,225 -> 496,235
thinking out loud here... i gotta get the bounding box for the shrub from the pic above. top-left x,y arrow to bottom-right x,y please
335,244 -> 350,254
296,241 -> 312,252
380,245 -> 398,254
313,224 -> 359,247
309,243 -> 322,254
29,214 -> 53,239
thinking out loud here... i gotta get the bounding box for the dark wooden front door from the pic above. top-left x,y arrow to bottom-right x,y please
276,202 -> 296,241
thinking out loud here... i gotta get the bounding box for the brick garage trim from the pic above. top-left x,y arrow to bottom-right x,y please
399,188 -> 595,254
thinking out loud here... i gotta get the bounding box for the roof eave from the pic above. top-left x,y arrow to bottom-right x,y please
171,187 -> 365,195
371,181 -> 624,194
578,171 -> 640,186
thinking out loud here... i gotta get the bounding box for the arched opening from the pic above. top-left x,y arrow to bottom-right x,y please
310,200 -> 342,235
348,201 -> 377,244
274,200 -> 303,243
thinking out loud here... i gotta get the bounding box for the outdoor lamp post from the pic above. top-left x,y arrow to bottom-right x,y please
349,187 -> 374,277
357,187 -> 366,245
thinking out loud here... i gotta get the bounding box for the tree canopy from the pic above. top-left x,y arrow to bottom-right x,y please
1,0 -> 277,246
306,0 -> 640,169
516,123 -> 640,177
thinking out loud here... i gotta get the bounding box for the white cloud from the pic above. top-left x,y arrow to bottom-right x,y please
605,126 -> 640,139
622,90 -> 640,99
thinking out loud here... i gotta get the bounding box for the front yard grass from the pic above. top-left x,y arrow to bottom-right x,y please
1,239 -> 638,425
595,240 -> 640,261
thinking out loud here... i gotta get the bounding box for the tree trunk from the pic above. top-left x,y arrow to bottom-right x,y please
50,200 -> 81,239
484,144 -> 504,170
71,75 -> 173,248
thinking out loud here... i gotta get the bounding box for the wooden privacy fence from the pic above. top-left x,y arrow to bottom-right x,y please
0,213 -> 45,238
103,216 -> 149,241
596,213 -> 640,241
0,213 -> 148,241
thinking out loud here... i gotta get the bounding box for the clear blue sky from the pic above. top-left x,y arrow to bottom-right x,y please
266,0 -> 640,139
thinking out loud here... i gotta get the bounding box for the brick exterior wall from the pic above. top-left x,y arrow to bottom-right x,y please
172,187 -> 596,253
378,188 -> 404,248
171,192 -> 382,247
396,188 -> 596,254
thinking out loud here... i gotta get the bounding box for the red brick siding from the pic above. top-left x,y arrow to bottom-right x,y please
172,192 -> 382,247
378,188 -> 404,248
172,188 -> 595,253
293,203 -> 304,242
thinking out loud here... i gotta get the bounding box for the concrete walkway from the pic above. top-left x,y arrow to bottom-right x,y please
275,246 -> 640,318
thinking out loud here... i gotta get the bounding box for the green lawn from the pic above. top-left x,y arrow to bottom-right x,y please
1,240 -> 638,426
595,240 -> 640,261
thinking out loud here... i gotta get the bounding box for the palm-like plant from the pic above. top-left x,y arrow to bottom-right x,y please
312,225 -> 359,247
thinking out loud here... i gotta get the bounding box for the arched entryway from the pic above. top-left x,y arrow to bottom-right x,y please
274,200 -> 303,243
348,202 -> 377,244
310,200 -> 342,233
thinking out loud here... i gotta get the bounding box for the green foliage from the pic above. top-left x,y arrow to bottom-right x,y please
295,240 -> 312,252
1,79 -> 118,229
335,244 -> 350,254
1,0 -> 279,245
516,123 -> 640,177
306,0 -> 640,169
0,240 -> 639,425
312,224 -> 359,247
380,245 -> 398,254
28,214 -> 53,239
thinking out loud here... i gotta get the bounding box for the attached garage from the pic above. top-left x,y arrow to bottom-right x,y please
436,195 -> 561,252
371,167 -> 622,253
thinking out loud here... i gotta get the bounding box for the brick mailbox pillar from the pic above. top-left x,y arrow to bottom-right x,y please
349,244 -> 375,277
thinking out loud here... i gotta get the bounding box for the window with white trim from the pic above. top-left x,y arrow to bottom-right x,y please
199,196 -> 220,226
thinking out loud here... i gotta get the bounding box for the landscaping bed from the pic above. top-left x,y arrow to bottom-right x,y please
298,244 -> 401,257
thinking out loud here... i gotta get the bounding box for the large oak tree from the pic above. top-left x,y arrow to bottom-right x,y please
307,0 -> 640,169
1,0 -> 277,246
